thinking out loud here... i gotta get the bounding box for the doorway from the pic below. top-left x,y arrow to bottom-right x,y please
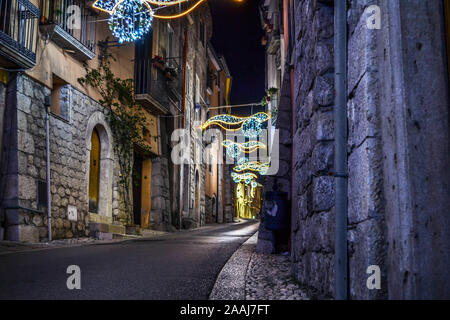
133,152 -> 143,225
88,128 -> 100,213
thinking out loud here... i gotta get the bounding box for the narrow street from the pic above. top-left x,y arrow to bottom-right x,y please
0,221 -> 258,300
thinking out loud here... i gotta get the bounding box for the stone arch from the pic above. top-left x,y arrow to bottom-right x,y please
85,112 -> 114,219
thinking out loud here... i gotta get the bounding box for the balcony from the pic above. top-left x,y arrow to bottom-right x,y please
266,11 -> 280,55
0,0 -> 39,69
39,0 -> 96,61
135,39 -> 183,115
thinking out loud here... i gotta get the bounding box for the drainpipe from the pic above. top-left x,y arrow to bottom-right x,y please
44,96 -> 52,241
334,0 -> 348,300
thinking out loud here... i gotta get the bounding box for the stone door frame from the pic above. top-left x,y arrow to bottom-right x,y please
85,112 -> 114,221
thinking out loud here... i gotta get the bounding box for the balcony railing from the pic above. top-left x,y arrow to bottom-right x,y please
39,0 -> 96,60
135,55 -> 183,115
0,0 -> 39,68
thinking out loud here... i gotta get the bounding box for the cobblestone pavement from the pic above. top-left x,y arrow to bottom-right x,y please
245,252 -> 309,300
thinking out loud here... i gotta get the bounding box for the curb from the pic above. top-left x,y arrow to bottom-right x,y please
209,231 -> 258,300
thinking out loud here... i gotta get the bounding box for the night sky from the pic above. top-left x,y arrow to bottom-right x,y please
208,0 -> 266,109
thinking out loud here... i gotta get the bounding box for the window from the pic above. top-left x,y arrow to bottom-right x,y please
37,180 -> 47,210
51,75 -> 71,121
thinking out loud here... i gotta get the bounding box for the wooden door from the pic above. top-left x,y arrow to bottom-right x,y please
89,129 -> 100,213
133,152 -> 143,225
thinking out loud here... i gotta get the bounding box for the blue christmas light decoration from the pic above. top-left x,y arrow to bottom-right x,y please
108,0 -> 154,43
93,0 -> 117,13
222,140 -> 267,159
201,112 -> 270,134
231,172 -> 258,184
234,158 -> 270,175
241,117 -> 262,138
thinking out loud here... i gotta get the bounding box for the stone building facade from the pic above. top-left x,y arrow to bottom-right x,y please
260,0 -> 450,299
0,1 -> 219,241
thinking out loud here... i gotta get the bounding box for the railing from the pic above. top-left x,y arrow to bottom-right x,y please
135,55 -> 183,112
40,0 -> 96,53
0,0 -> 39,67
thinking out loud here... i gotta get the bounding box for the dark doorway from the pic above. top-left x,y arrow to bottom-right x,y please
133,152 -> 143,225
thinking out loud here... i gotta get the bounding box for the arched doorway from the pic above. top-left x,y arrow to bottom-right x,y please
86,112 -> 113,219
88,128 -> 101,213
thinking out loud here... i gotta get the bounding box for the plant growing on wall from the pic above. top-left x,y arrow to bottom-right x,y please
261,87 -> 278,107
78,56 -> 154,224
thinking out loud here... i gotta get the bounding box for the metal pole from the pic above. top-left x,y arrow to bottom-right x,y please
334,0 -> 348,300
45,96 -> 52,242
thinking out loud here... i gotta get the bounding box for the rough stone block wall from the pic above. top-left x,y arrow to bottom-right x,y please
1,74 -> 125,241
291,0 -> 335,298
150,156 -> 172,230
346,0 -> 387,299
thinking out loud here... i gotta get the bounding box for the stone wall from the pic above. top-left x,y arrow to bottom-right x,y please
375,0 -> 450,299
0,74 -> 124,242
291,0 -> 335,298
150,156 -> 172,230
289,0 -> 450,299
0,81 -> 6,239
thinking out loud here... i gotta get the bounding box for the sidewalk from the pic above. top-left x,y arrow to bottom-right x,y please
0,230 -> 168,256
210,232 -> 309,300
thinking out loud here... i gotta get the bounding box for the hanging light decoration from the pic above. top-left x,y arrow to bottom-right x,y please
222,140 -> 267,159
231,172 -> 258,184
108,0 -> 154,43
93,0 -> 118,13
202,112 -> 270,135
233,158 -> 270,175
92,0 -> 204,43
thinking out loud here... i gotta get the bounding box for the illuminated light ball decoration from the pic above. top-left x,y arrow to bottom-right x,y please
93,0 -> 203,43
108,0 -> 154,43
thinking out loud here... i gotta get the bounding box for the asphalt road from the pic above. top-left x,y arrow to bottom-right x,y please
0,221 -> 259,300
